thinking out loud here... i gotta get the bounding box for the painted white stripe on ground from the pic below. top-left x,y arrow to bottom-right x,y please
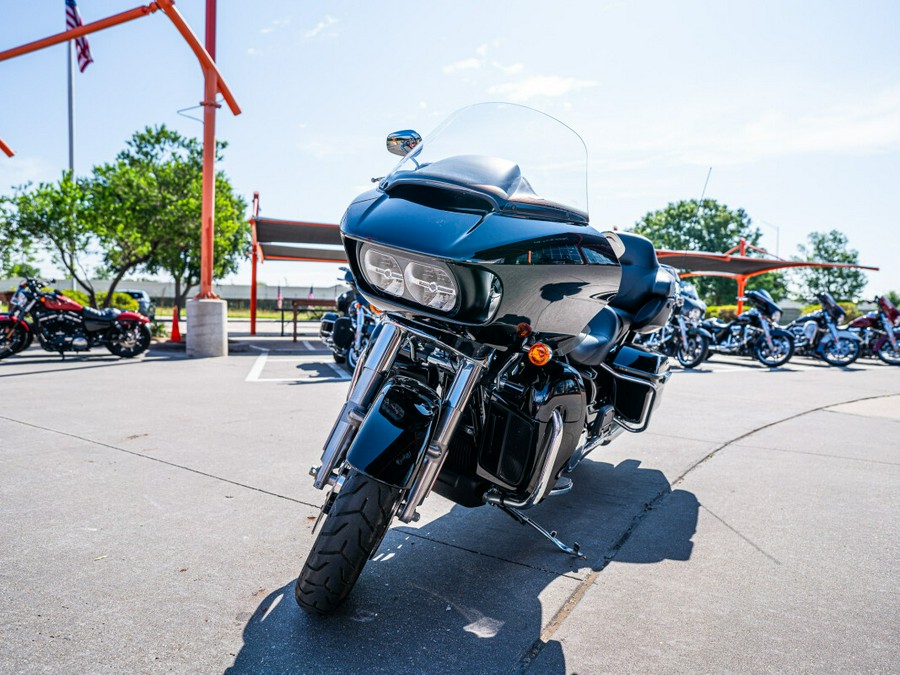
245,350 -> 269,382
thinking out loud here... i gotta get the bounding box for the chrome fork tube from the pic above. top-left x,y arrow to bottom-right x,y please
397,358 -> 485,523
312,322 -> 403,489
677,316 -> 689,350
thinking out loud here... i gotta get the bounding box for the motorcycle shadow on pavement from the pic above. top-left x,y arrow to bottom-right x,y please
226,459 -> 698,674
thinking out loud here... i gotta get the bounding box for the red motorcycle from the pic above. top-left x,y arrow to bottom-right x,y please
0,278 -> 151,360
846,296 -> 900,365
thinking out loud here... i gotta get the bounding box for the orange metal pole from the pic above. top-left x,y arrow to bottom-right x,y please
154,0 -> 240,115
0,4 -> 158,63
0,137 -> 13,157
249,191 -> 259,336
736,276 -> 746,314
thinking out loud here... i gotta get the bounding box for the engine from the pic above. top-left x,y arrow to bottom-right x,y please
36,312 -> 89,351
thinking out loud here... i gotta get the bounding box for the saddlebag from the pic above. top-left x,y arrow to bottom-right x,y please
601,344 -> 670,432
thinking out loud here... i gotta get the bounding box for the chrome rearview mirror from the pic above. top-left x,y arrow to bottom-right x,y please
386,130 -> 422,157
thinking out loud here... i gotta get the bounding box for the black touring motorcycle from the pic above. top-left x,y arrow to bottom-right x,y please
702,289 -> 794,367
319,268 -> 379,369
297,104 -> 678,614
638,277 -> 711,368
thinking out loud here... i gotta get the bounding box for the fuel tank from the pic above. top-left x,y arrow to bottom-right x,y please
342,188 -> 621,338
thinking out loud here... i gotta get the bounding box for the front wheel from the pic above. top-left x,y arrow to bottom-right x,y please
676,333 -> 709,369
106,321 -> 151,358
876,334 -> 900,365
0,322 -> 29,360
822,338 -> 860,366
754,333 -> 794,367
296,469 -> 401,614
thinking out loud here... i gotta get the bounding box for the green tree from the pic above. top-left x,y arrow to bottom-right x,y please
6,262 -> 42,278
632,199 -> 785,304
886,290 -> 900,306
123,127 -> 248,309
0,174 -> 101,306
792,230 -> 868,301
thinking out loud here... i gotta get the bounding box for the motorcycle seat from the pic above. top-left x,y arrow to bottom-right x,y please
567,305 -> 631,367
82,307 -> 121,321
608,233 -> 676,334
704,318 -> 730,330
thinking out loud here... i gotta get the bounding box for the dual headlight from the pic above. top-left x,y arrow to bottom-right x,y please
361,246 -> 459,313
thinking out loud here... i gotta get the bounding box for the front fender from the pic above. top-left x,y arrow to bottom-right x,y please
818,330 -> 861,349
0,314 -> 31,331
688,326 -> 713,340
346,376 -> 442,489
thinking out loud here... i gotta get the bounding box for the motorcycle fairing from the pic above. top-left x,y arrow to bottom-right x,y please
346,376 -> 442,490
341,188 -> 621,338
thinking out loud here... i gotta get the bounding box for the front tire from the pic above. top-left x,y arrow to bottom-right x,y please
822,338 -> 860,366
676,333 -> 709,369
296,469 -> 401,615
754,333 -> 793,367
106,321 -> 151,358
875,333 -> 900,365
0,323 -> 29,360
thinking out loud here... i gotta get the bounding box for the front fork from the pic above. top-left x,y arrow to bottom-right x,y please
311,319 -> 487,524
882,315 -> 899,350
312,322 -> 404,489
677,316 -> 690,351
760,319 -> 775,351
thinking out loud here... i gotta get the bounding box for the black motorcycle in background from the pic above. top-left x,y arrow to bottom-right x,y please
0,277 -> 151,360
319,268 -> 379,368
702,289 -> 794,367
639,278 -> 711,368
296,103 -> 678,614
786,291 -> 861,366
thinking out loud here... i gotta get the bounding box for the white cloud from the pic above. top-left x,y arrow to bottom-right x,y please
443,58 -> 481,75
260,17 -> 290,34
487,75 -> 597,102
246,47 -> 262,57
491,61 -> 523,76
304,15 -> 338,39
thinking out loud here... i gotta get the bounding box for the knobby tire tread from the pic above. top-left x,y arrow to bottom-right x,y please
295,470 -> 400,615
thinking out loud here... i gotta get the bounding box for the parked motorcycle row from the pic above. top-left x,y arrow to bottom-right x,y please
0,277 -> 152,360
639,282 -> 900,369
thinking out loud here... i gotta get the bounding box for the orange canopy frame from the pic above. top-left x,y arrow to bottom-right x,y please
248,191 -> 345,334
0,0 -> 240,301
657,238 -> 879,312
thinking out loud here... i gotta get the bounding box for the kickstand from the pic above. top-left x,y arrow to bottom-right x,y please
494,503 -> 586,559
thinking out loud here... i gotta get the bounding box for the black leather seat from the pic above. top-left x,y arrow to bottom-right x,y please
608,233 -> 675,332
82,307 -> 121,321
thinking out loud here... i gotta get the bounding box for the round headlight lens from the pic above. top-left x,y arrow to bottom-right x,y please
771,310 -> 782,323
363,249 -> 405,296
688,307 -> 702,322
403,261 -> 458,312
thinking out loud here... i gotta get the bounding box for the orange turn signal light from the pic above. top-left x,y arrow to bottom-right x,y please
516,322 -> 532,338
527,342 -> 553,367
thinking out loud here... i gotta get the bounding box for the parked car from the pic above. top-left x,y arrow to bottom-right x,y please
121,289 -> 156,321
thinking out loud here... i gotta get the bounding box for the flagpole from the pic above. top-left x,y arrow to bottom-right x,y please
67,39 -> 75,174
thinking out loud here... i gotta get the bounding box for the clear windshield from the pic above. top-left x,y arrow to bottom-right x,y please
383,103 -> 588,222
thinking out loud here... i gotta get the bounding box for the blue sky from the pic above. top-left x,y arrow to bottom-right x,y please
2,1 -> 898,295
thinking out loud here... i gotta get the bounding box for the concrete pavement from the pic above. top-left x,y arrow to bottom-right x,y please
0,338 -> 897,673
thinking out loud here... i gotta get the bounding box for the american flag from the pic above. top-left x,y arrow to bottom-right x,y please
308,285 -> 314,300
276,285 -> 283,310
65,0 -> 94,73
